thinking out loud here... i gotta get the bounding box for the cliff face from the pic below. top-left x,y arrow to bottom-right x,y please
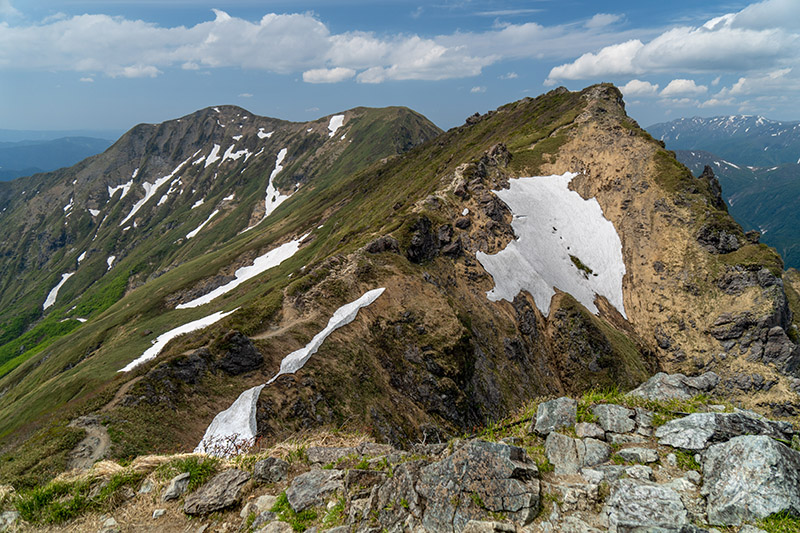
1,85 -> 798,486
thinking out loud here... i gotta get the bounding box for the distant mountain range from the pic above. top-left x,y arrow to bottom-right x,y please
648,115 -> 800,268
0,136 -> 114,180
648,115 -> 800,167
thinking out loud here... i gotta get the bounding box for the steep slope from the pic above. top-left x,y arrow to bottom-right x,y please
648,115 -> 800,167
2,86 -> 798,490
675,149 -> 800,269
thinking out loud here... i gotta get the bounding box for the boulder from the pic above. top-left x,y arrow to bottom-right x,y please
592,404 -> 635,434
604,479 -> 689,532
162,472 -> 190,501
532,397 -> 577,436
702,435 -> 800,525
0,511 -> 19,532
575,422 -> 604,440
286,469 -> 344,513
365,235 -> 400,254
306,446 -> 355,465
546,433 -> 611,474
364,459 -> 427,528
655,410 -> 793,450
416,440 -> 539,532
253,457 -> 289,484
183,469 -> 250,515
627,372 -> 719,401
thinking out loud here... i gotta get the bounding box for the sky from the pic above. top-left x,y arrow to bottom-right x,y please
2,0 -> 799,136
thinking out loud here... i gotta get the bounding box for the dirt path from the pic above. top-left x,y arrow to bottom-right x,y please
101,376 -> 143,412
66,415 -> 111,470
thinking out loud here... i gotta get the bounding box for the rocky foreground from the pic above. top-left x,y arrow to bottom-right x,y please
2,372 -> 799,533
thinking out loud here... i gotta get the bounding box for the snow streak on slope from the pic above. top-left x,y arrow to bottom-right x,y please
476,172 -> 626,317
177,233 -> 308,309
120,157 -> 191,226
43,272 -> 75,310
204,144 -> 222,168
242,148 -> 289,233
119,309 -> 237,372
186,209 -> 219,239
257,128 -> 273,139
196,288 -> 384,456
107,180 -> 133,202
328,115 -> 345,137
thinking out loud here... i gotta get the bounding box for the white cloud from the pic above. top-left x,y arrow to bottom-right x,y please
620,79 -> 659,96
716,67 -> 793,96
238,92 -> 252,98
547,0 -> 800,83
546,40 -> 643,84
500,71 -> 518,79
660,79 -> 707,97
302,67 -> 355,83
470,86 -> 486,93
79,76 -> 94,83
699,97 -> 734,108
585,14 -> 622,29
0,0 -> 19,19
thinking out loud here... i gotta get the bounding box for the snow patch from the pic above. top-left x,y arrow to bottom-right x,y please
205,144 -> 222,167
119,308 -> 237,373
43,272 -> 75,310
221,144 -> 251,163
222,193 -> 235,201
242,148 -> 290,232
328,114 -> 345,137
196,288 -> 384,455
107,180 -> 133,202
186,209 -> 219,239
177,233 -> 308,309
75,318 -> 87,323
88,208 -> 100,217
77,251 -> 87,263
232,135 -> 243,141
120,157 -> 191,226
131,168 -> 139,179
106,255 -> 116,270
462,208 -> 469,216
723,160 -> 740,169
476,172 -> 626,318
63,198 -> 73,213
257,128 -> 273,139
191,199 -> 205,210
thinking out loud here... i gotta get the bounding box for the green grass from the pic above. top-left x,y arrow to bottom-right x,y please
757,511 -> 800,533
0,423 -> 86,490
673,449 -> 701,472
156,456 -> 220,492
14,469 -> 144,525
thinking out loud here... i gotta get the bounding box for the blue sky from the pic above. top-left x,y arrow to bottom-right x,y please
2,0 -> 799,135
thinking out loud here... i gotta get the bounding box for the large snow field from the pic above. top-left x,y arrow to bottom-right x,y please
196,288 -> 385,456
476,172 -> 626,318
43,272 -> 75,310
177,233 -> 308,309
119,308 -> 237,372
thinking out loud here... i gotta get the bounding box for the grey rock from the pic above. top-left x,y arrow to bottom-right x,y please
546,432 -> 581,474
162,472 -> 190,501
583,438 -> 612,467
138,478 -> 154,494
306,446 -> 355,465
616,447 -> 659,464
253,457 -> 289,483
365,459 -> 427,528
604,479 -> 688,532
592,404 -> 636,434
656,411 -> 793,450
666,453 -> 678,467
628,372 -> 719,401
738,526 -> 768,533
607,433 -> 646,445
575,422 -> 605,439
251,511 -> 277,530
624,464 -> 654,481
417,440 -> 539,532
255,522 -> 293,533
0,511 -> 19,532
357,442 -> 396,457
533,397 -> 577,436
152,509 -> 166,519
559,516 -> 604,533
286,469 -> 344,513
183,469 -> 250,515
462,520 -> 516,532
585,464 -> 627,482
703,435 -> 800,525
685,470 -> 701,485
541,480 -> 600,513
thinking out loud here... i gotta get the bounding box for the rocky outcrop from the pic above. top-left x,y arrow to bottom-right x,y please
213,331 -> 263,375
604,479 -> 688,532
703,435 -> 800,525
183,469 -> 250,515
655,410 -> 793,450
532,396 -> 576,436
286,469 -> 344,513
627,371 -> 719,401
253,457 -> 288,484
